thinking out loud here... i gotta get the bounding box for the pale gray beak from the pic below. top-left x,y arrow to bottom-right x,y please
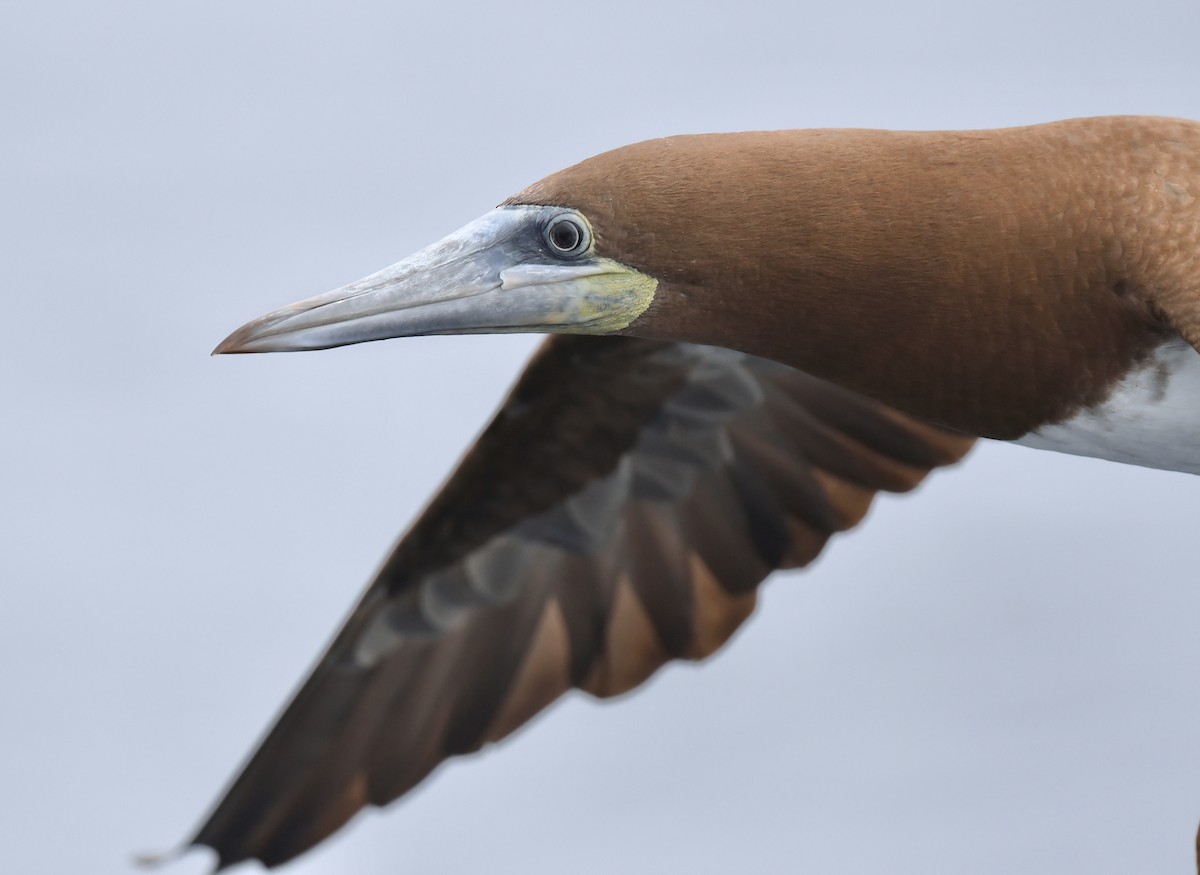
213,205 -> 656,355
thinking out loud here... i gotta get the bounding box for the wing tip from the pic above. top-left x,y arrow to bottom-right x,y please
132,841 -> 229,874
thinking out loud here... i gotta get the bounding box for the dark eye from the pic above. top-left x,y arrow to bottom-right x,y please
544,214 -> 589,257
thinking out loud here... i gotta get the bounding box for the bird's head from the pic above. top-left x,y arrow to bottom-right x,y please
211,135 -> 739,354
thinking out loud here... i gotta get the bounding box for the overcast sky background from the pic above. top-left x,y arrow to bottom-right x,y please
5,1 -> 1200,873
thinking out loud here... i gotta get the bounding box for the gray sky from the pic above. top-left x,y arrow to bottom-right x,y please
5,1 -> 1200,873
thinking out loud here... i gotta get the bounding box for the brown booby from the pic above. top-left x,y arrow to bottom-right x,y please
196,116 -> 1200,870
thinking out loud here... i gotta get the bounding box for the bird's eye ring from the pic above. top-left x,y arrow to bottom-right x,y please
544,214 -> 590,257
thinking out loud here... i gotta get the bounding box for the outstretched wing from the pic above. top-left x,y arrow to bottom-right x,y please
192,336 -> 974,869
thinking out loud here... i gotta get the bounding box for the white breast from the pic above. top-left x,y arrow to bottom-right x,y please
1013,339 -> 1200,475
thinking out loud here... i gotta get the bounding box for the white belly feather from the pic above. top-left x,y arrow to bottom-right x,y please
1013,339 -> 1200,475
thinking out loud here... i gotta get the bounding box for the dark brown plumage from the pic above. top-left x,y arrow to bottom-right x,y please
193,338 -> 971,868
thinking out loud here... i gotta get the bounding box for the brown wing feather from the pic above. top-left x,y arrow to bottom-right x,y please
191,336 -> 973,869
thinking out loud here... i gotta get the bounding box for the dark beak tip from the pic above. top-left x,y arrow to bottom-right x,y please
212,301 -> 326,356
212,320 -> 267,355
211,334 -> 244,356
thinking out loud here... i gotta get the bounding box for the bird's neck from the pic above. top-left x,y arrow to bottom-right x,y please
628,241 -> 1157,440
608,123 -> 1200,438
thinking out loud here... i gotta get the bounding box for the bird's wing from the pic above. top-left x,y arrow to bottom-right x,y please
192,336 -> 974,869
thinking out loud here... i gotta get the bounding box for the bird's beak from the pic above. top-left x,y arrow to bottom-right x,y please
213,205 -> 656,354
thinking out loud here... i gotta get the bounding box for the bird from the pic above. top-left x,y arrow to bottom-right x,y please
194,115 -> 1200,870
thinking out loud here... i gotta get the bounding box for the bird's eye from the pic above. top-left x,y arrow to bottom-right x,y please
544,214 -> 590,257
